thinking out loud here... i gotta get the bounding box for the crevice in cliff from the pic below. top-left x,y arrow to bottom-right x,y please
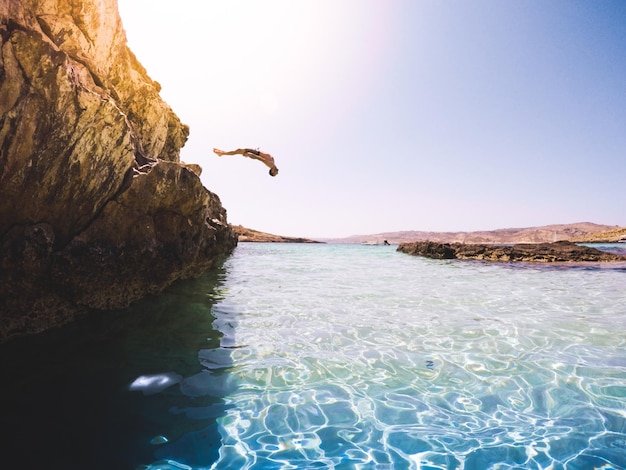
34,15 -> 54,46
36,14 -> 115,101
2,22 -> 32,90
0,35 -> 33,184
46,22 -> 165,177
2,18 -> 28,36
33,13 -> 147,175
60,53 -> 156,172
70,5 -> 95,48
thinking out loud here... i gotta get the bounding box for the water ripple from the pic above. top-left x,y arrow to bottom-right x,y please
146,244 -> 626,469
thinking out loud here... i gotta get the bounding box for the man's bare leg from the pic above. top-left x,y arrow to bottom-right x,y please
213,148 -> 246,157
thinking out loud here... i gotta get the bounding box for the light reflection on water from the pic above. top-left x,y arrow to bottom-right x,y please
148,243 -> 626,469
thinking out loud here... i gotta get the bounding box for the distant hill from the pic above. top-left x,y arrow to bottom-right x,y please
321,223 -> 622,245
569,227 -> 626,243
232,225 -> 322,243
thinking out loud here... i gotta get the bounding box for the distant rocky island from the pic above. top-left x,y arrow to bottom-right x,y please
397,240 -> 626,263
232,225 -> 321,243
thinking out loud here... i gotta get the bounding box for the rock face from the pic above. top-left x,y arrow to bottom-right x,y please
397,241 -> 626,263
0,0 -> 237,341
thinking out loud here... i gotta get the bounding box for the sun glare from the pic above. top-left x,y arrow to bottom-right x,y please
119,1 -> 339,118
118,0 -> 391,131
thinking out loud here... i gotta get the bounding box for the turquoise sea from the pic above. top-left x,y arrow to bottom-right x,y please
2,243 -> 626,469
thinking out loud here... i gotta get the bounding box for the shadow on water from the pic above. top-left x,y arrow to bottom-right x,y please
0,262 -> 236,470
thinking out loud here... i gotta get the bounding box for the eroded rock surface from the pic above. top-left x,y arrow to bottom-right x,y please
0,0 -> 237,341
397,240 -> 626,263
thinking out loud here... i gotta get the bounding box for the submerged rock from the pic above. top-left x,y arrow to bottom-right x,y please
0,0 -> 237,341
397,240 -> 626,263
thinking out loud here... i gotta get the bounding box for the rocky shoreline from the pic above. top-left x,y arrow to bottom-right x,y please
232,225 -> 322,243
397,240 -> 626,263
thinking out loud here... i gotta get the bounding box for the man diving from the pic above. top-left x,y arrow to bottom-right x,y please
213,148 -> 279,177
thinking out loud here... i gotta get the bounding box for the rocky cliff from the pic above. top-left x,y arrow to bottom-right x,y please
0,0 -> 237,341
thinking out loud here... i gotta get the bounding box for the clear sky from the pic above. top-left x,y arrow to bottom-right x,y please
117,0 -> 626,238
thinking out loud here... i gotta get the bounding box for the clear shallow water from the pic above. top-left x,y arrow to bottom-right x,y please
1,243 -> 626,469
149,243 -> 626,470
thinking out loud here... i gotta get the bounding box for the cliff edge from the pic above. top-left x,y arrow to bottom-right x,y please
0,0 -> 237,341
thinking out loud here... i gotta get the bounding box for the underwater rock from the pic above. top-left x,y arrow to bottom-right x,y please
0,0 -> 237,342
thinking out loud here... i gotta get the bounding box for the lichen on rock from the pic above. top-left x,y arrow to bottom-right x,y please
0,0 -> 237,341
